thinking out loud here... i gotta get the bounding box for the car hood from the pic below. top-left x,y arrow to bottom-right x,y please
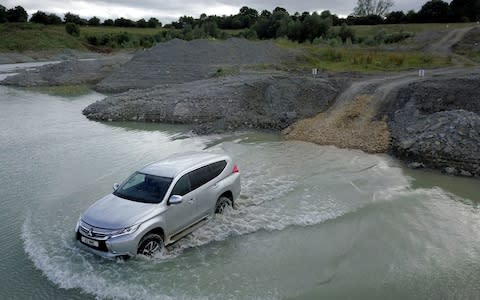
82,193 -> 156,229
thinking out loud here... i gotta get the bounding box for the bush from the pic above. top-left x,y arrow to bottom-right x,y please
86,35 -> 98,45
114,32 -> 130,45
387,54 -> 405,66
338,23 -> 356,43
322,48 -> 343,62
384,31 -> 413,44
65,22 -> 80,37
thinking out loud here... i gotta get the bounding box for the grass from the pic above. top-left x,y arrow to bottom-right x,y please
277,39 -> 451,72
0,23 -> 170,52
303,47 -> 449,72
351,22 -> 478,40
24,85 -> 92,96
81,26 -> 167,35
0,23 -> 85,51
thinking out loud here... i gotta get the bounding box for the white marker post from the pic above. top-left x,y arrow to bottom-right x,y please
312,68 -> 318,78
418,69 -> 425,77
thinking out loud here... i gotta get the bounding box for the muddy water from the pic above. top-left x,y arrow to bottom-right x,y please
0,85 -> 479,299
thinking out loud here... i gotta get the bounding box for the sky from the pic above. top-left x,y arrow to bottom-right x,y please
3,0 -> 426,23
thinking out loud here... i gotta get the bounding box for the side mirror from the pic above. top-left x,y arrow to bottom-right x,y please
113,183 -> 120,191
168,195 -> 183,205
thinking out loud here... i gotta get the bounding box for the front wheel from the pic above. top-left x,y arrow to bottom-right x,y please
215,196 -> 232,214
137,233 -> 164,257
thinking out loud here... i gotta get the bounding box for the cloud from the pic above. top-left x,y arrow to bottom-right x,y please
3,0 -> 426,23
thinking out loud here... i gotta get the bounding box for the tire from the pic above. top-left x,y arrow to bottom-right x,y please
137,233 -> 164,257
215,196 -> 232,214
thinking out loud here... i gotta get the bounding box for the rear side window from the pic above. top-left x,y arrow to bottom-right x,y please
171,174 -> 191,196
209,161 -> 227,178
189,160 -> 227,191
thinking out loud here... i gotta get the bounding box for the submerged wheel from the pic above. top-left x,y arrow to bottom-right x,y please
137,233 -> 164,257
215,196 -> 232,214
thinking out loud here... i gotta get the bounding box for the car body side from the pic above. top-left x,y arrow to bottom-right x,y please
76,153 -> 240,258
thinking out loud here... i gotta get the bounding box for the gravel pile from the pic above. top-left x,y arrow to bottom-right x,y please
95,38 -> 294,93
1,54 -> 131,87
83,74 -> 340,132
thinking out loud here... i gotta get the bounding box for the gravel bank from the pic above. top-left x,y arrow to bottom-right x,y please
95,38 -> 295,93
285,69 -> 480,177
384,74 -> 480,176
1,54 -> 131,87
83,74 -> 340,133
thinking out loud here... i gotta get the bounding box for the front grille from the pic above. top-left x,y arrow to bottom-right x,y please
76,232 -> 109,252
78,220 -> 112,240
78,225 -> 109,240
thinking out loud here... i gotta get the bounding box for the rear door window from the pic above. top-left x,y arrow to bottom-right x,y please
189,160 -> 227,191
208,161 -> 227,178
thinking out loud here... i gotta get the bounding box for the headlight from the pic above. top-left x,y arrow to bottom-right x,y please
75,216 -> 81,232
110,224 -> 140,238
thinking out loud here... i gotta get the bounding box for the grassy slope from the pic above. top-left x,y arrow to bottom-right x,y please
80,26 -> 167,35
277,39 -> 450,72
0,23 -> 85,51
353,22 -> 477,39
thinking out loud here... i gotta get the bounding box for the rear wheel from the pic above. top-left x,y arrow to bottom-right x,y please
137,233 -> 164,257
215,196 -> 232,214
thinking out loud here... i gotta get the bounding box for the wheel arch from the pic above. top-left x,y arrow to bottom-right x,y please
220,190 -> 233,203
142,227 -> 165,241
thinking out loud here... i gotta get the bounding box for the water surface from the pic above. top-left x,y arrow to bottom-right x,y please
0,85 -> 479,299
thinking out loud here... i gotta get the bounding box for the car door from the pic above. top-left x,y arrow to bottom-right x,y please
190,161 -> 227,217
164,173 -> 197,235
188,166 -> 211,220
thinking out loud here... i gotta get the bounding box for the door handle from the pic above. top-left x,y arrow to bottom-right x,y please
188,198 -> 195,204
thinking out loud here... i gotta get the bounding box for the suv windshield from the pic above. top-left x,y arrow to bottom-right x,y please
114,172 -> 173,204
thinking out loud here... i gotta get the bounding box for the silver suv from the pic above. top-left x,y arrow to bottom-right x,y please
75,152 -> 240,258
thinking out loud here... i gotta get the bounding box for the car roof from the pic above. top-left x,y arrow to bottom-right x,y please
139,152 -> 230,178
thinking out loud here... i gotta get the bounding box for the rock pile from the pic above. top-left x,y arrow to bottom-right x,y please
94,38 -> 294,93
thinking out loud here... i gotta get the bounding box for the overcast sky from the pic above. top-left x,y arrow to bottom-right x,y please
4,0 -> 426,23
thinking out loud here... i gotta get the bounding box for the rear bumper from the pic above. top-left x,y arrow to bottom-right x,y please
233,174 -> 241,202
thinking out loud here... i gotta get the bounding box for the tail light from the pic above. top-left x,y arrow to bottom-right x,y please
232,164 -> 239,173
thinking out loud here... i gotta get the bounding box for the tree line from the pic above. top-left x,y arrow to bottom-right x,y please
1,1 -> 479,28
0,5 -> 161,28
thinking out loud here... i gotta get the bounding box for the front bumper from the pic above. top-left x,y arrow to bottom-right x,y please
75,223 -> 142,258
76,231 -> 140,258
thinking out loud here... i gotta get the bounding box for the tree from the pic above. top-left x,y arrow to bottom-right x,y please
114,17 -> 136,27
47,13 -> 62,24
103,19 -> 114,26
31,11 -> 62,25
30,11 -> 48,24
6,6 -> 28,22
0,5 -> 6,23
239,6 -> 258,27
136,18 -> 147,28
417,0 -> 450,22
64,12 -> 82,24
338,23 -> 356,42
147,17 -> 160,28
88,16 -> 100,26
353,0 -> 394,17
385,11 -> 407,23
302,12 -> 330,42
450,0 -> 480,22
